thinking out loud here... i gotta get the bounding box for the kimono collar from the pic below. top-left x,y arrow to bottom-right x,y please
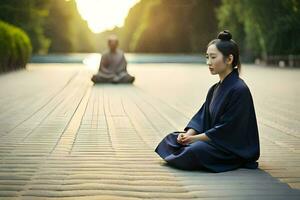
218,68 -> 239,86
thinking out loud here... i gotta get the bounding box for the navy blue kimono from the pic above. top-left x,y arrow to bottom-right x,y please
155,68 -> 260,172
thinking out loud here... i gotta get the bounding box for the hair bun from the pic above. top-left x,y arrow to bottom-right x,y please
217,30 -> 232,41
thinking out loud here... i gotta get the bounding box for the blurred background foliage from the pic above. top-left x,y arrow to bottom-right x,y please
217,0 -> 300,60
0,0 -> 94,54
0,0 -> 299,72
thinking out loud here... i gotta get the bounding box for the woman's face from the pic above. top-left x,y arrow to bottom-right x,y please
206,44 -> 228,75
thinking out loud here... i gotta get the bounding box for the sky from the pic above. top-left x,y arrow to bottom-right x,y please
75,0 -> 140,33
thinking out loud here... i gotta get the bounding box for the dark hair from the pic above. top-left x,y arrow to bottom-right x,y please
208,30 -> 241,73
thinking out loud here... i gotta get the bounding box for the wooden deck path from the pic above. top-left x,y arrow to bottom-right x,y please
0,63 -> 300,199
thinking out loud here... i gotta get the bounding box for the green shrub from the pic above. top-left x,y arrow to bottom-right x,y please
0,20 -> 32,73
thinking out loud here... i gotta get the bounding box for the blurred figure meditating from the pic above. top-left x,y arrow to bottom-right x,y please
91,35 -> 135,84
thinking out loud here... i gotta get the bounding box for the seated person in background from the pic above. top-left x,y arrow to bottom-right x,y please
91,35 -> 135,84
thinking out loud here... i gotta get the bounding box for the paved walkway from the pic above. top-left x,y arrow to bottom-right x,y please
0,63 -> 300,199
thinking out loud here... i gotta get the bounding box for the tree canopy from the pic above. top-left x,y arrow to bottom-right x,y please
1,0 -> 299,58
0,0 -> 94,54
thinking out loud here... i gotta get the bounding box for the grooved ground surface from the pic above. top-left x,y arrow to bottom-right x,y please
0,63 -> 299,200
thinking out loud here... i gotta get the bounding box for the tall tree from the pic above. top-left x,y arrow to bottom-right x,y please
44,0 -> 94,53
44,0 -> 74,52
218,0 -> 300,58
119,0 -> 220,53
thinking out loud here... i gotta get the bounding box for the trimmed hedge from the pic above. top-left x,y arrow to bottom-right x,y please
0,20 -> 32,73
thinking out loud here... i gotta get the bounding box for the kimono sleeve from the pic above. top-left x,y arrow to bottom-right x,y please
184,102 -> 207,134
184,85 -> 214,134
204,87 -> 255,157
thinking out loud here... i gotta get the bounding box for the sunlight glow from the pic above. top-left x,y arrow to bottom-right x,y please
83,53 -> 101,71
76,0 -> 140,33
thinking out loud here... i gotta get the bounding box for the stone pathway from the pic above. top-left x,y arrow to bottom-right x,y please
0,63 -> 299,199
